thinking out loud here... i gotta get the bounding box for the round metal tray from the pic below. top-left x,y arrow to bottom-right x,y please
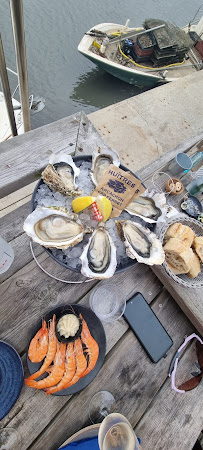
157,216 -> 203,288
31,155 -> 147,274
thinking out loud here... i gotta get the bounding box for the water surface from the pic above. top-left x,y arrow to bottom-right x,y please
0,0 -> 200,129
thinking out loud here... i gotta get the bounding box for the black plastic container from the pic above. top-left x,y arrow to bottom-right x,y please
31,155 -> 147,274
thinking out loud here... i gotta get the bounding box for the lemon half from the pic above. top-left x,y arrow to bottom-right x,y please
72,195 -> 112,222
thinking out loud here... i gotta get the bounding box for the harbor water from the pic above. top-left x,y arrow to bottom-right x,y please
0,0 -> 201,130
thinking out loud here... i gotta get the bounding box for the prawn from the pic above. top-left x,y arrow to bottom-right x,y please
25,314 -> 58,382
80,314 -> 99,377
45,342 -> 76,395
25,342 -> 66,389
65,338 -> 87,388
28,319 -> 49,363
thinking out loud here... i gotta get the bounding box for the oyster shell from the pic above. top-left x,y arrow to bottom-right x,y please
42,153 -> 82,197
24,207 -> 89,249
125,191 -> 166,223
116,219 -> 165,265
80,223 -> 117,279
91,147 -> 120,186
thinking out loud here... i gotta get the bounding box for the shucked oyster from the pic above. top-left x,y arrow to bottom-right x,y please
24,207 -> 89,249
116,219 -> 165,265
125,191 -> 166,223
80,223 -> 117,279
91,147 -> 120,186
42,153 -> 82,197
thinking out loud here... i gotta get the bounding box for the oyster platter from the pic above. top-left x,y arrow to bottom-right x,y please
24,148 -> 167,279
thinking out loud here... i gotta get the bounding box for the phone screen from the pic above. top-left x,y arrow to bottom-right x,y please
124,292 -> 173,363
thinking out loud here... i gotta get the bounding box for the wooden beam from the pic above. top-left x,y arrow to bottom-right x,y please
0,112 -> 82,198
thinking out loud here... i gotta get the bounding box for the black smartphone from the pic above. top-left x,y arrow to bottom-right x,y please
124,292 -> 173,363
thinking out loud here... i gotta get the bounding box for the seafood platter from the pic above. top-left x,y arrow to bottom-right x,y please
25,305 -> 106,395
23,148 -> 168,280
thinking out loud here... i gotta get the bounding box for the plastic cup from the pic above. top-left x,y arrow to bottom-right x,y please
89,285 -> 126,322
0,237 -> 14,275
168,153 -> 192,177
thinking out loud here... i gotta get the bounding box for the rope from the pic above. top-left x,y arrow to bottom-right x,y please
118,43 -> 185,70
109,30 -> 186,70
30,241 -> 93,284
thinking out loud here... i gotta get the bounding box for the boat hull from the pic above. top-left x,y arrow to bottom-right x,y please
81,51 -> 162,87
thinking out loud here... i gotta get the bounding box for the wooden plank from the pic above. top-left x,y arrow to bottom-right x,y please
0,112 -> 81,198
0,257 -> 161,354
0,266 -> 162,449
28,291 -> 195,450
0,195 -> 32,218
135,144 -> 203,337
152,266 -> 203,335
0,235 -> 44,284
135,343 -> 203,450
0,252 -> 97,353
0,181 -> 37,213
0,202 -> 30,242
0,202 -> 46,283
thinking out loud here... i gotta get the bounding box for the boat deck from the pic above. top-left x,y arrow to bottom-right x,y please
94,40 -> 200,81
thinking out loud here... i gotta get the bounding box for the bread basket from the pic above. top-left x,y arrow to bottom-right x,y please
157,216 -> 203,288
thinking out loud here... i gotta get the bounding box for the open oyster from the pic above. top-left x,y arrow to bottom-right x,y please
24,207 -> 90,249
125,191 -> 166,223
91,147 -> 120,186
42,153 -> 82,197
80,223 -> 117,279
116,219 -> 165,265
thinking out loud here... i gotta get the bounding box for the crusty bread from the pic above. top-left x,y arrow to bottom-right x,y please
164,223 -> 195,247
164,238 -> 194,273
187,251 -> 201,279
166,261 -> 186,275
193,236 -> 203,263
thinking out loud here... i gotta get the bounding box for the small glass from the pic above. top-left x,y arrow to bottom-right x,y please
89,285 -> 126,322
168,153 -> 192,177
0,428 -> 21,449
88,391 -> 116,424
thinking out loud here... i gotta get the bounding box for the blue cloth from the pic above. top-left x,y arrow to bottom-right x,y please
60,436 -> 99,449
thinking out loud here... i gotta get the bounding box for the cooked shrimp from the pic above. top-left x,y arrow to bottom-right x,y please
45,342 -> 76,395
65,338 -> 87,388
25,342 -> 66,389
80,314 -> 99,377
25,314 -> 58,381
28,319 -> 49,363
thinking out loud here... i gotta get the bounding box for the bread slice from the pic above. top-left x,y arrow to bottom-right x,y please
164,238 -> 194,273
164,223 -> 195,247
166,262 -> 186,275
187,251 -> 201,279
193,236 -> 203,263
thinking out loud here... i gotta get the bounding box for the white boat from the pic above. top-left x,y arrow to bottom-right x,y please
0,68 -> 45,142
78,15 -> 203,88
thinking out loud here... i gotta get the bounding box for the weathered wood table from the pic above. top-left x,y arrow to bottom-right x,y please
0,112 -> 203,450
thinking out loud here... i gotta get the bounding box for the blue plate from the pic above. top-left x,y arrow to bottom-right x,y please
0,341 -> 24,420
181,195 -> 202,218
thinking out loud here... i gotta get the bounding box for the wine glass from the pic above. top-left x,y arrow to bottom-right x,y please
0,428 -> 21,449
88,391 -> 116,424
